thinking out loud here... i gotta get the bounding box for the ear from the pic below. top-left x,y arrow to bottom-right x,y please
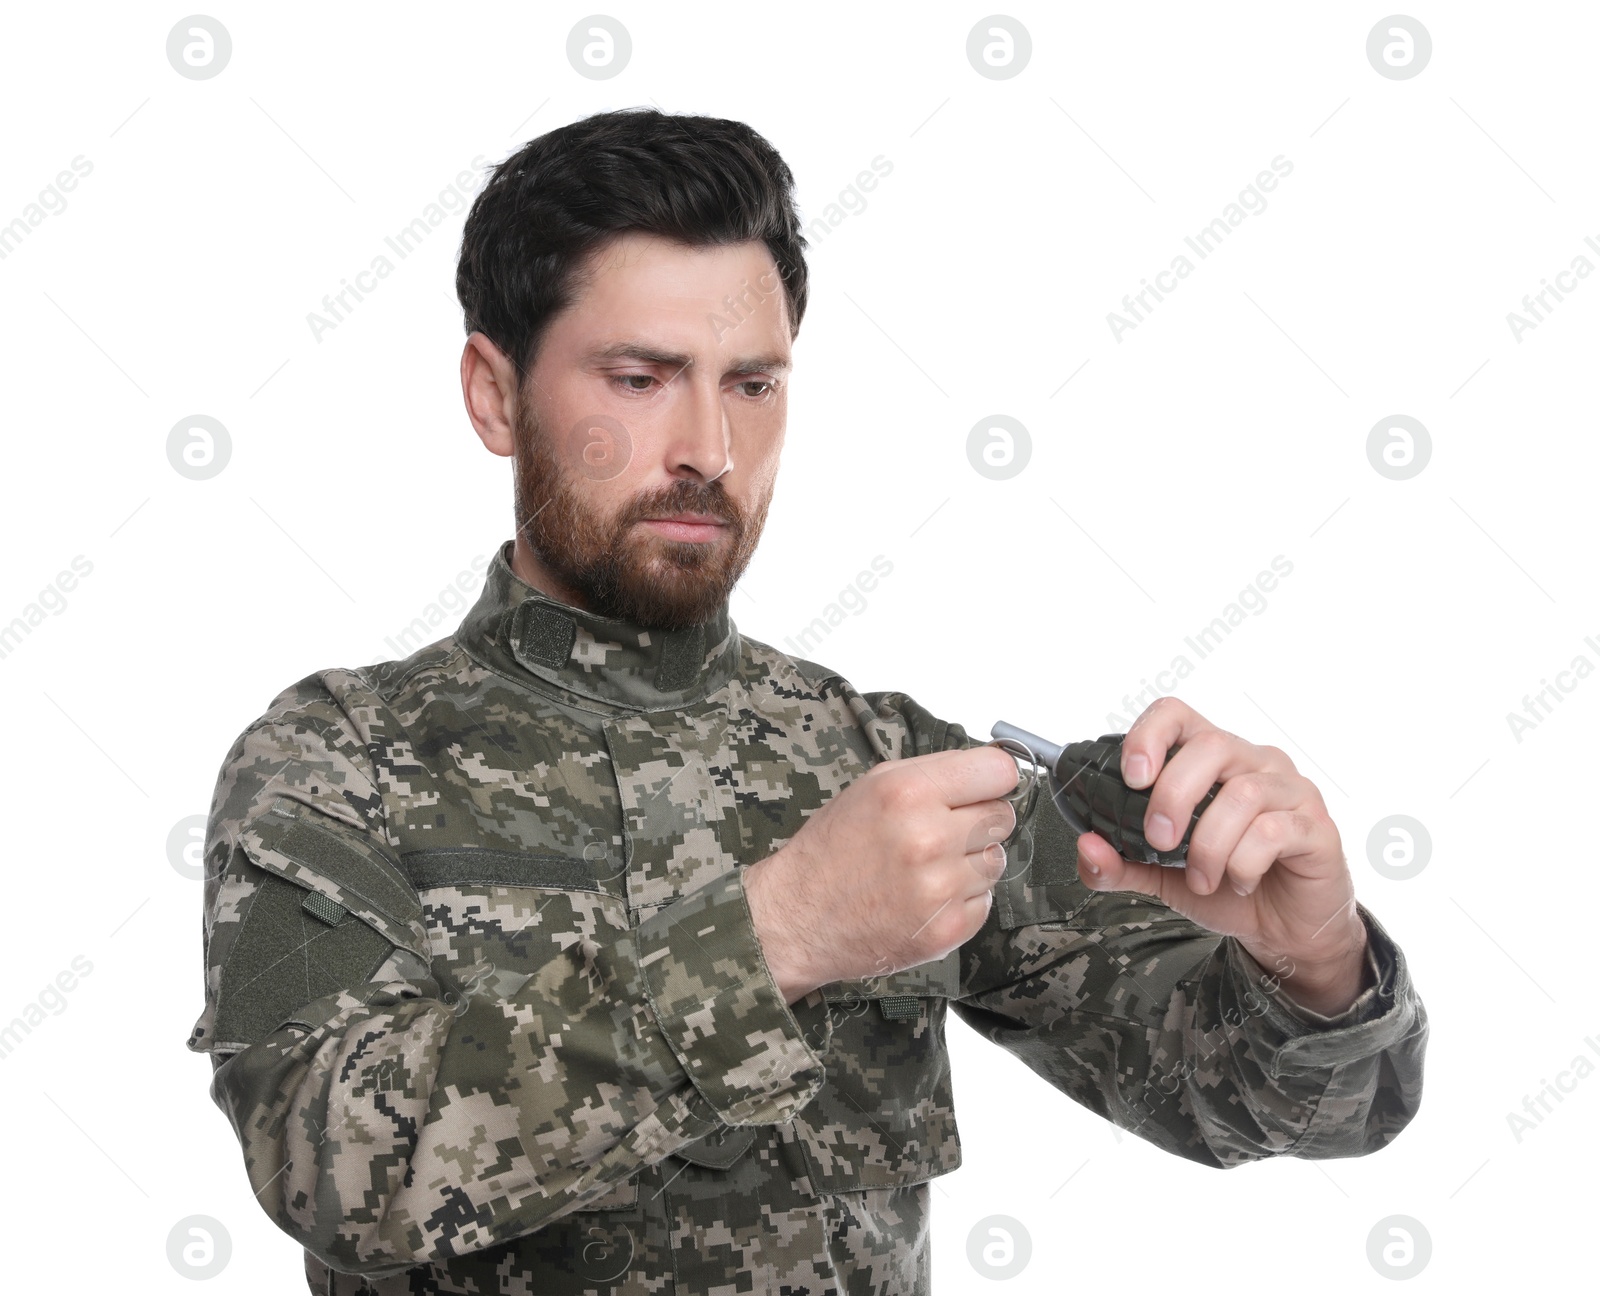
460,332 -> 520,458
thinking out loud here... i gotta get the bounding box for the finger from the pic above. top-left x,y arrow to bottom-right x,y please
901,744 -> 1021,809
1223,809 -> 1331,897
1181,770 -> 1309,894
954,798 -> 1018,856
962,841 -> 1009,889
1120,695 -> 1206,789
1141,729 -> 1278,858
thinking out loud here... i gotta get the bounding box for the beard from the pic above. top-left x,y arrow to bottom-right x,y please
511,398 -> 772,632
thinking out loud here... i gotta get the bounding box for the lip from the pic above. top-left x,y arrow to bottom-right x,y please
639,515 -> 727,542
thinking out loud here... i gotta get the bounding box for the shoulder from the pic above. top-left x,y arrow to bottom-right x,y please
734,631 -> 972,758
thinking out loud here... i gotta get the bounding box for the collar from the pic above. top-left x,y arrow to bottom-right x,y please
458,540 -> 742,712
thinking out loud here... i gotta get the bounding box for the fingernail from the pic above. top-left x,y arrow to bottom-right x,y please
1149,813 -> 1174,847
1230,879 -> 1250,896
1126,753 -> 1150,786
1083,860 -> 1100,877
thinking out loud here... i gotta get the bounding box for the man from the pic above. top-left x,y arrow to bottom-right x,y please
188,108 -> 1426,1295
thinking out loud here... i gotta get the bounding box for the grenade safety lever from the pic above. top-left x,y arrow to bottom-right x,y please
988,721 -> 1223,868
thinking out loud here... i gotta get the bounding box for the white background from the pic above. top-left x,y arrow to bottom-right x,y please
0,2 -> 1592,1291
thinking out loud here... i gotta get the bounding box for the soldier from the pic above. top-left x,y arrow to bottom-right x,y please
188,108 -> 1426,1295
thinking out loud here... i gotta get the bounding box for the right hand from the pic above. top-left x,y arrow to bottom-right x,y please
743,745 -> 1021,1001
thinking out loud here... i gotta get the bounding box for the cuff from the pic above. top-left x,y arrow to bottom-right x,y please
635,865 -> 829,1127
1224,903 -> 1422,1079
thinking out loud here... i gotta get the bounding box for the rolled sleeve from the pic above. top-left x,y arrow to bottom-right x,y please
635,865 -> 830,1127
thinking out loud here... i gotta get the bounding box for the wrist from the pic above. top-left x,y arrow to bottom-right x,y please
743,852 -> 821,1005
1243,915 -> 1372,1017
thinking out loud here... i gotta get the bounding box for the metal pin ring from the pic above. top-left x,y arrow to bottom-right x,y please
986,737 -> 1041,847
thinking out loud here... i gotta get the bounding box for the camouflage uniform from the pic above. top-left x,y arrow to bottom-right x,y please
187,540 -> 1427,1295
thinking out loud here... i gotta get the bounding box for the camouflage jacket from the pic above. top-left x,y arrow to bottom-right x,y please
186,541 -> 1427,1295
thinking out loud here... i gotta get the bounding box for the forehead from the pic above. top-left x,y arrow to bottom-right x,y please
559,231 -> 790,341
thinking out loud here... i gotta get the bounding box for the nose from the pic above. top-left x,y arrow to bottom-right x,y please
664,375 -> 733,484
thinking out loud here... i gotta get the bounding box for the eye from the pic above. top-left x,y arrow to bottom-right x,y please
610,374 -> 657,394
735,379 -> 774,398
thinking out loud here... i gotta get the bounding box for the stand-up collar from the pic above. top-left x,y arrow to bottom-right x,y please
458,541 -> 742,712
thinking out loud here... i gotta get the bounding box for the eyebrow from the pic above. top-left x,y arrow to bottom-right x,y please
587,342 -> 791,376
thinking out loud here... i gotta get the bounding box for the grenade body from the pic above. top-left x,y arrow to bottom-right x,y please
1048,734 -> 1221,868
989,723 -> 1223,868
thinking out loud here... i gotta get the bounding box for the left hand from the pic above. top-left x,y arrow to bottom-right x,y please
1073,696 -> 1371,1013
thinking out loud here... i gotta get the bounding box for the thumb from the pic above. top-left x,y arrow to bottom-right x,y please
1075,830 -> 1173,904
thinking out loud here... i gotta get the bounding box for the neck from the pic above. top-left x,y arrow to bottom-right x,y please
510,533 -> 591,612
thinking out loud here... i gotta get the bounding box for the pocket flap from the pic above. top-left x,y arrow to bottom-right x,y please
238,797 -> 428,960
670,1122 -> 759,1170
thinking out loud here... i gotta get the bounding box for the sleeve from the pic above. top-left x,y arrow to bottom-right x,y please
861,689 -> 1429,1168
186,673 -> 832,1277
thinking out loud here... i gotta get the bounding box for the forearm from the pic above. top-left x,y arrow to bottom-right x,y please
210,869 -> 831,1275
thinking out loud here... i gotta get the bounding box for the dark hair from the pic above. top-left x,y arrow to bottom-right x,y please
456,107 -> 809,386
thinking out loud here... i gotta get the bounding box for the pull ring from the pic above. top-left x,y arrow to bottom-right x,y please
986,737 -> 1041,848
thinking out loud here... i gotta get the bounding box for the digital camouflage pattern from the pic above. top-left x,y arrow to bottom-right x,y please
187,540 -> 1428,1294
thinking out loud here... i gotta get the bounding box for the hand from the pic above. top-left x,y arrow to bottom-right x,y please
1074,696 -> 1371,1015
744,745 -> 1019,1002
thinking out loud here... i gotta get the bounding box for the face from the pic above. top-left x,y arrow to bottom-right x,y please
497,232 -> 793,631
